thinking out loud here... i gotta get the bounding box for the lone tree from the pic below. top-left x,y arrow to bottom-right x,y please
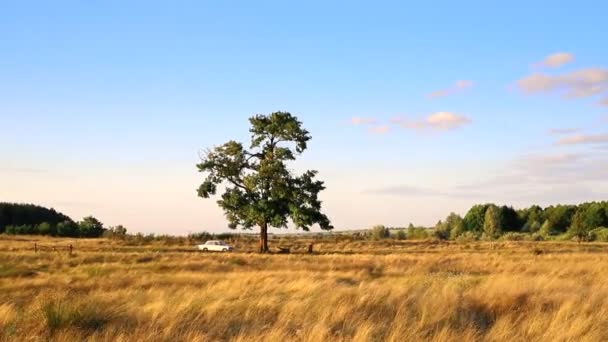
196,112 -> 333,252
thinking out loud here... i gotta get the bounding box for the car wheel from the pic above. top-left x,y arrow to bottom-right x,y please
222,248 -> 228,252
202,248 -> 208,252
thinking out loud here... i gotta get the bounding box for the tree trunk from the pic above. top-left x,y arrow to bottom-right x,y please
260,222 -> 269,253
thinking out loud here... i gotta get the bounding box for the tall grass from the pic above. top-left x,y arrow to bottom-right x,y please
1,236 -> 608,340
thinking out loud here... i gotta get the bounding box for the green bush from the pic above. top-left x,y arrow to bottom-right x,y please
5,225 -> 36,235
589,227 -> 608,242
407,227 -> 430,240
369,225 -> 390,240
78,216 -> 105,237
37,222 -> 52,235
56,221 -> 79,237
4,225 -> 16,234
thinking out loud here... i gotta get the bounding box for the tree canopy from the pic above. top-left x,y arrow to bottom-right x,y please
0,203 -> 109,238
197,111 -> 332,252
442,201 -> 608,241
0,203 -> 71,233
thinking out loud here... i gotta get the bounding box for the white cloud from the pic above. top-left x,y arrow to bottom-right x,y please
355,112 -> 471,135
556,133 -> 608,145
402,112 -> 472,131
517,67 -> 608,105
428,80 -> 474,98
350,117 -> 377,125
538,52 -> 575,68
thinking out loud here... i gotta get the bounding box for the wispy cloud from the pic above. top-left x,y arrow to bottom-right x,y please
536,52 -> 575,68
369,125 -> 390,135
514,152 -> 584,167
452,151 -> 608,202
428,80 -> 473,98
365,151 -> 608,203
401,112 -> 472,131
517,67 -> 608,106
350,117 -> 377,125
548,127 -> 581,135
555,133 -> 608,145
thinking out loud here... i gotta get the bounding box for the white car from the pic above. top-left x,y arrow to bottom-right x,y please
197,240 -> 233,252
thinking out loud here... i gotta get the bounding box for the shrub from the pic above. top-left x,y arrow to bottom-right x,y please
450,224 -> 464,239
433,228 -> 450,240
6,225 -> 36,235
103,225 -> 128,240
78,216 -> 105,237
4,225 -> 16,235
500,232 -> 529,241
369,225 -> 390,240
408,227 -> 430,240
37,222 -> 52,235
455,231 -> 478,243
554,232 -> 576,241
57,221 -> 79,237
589,227 -> 608,242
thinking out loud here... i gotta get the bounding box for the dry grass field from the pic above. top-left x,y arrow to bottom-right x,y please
2,235 -> 608,341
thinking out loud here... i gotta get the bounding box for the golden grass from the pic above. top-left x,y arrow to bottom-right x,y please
2,236 -> 608,341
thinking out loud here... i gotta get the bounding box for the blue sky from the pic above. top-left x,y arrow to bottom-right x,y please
1,1 -> 607,234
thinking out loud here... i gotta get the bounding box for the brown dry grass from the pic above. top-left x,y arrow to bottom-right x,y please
1,235 -> 608,341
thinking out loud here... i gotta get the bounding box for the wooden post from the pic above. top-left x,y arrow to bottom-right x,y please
34,243 -> 37,253
308,243 -> 313,254
69,244 -> 73,256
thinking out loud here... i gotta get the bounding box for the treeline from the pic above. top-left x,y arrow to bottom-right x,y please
364,201 -> 608,242
439,201 -> 608,241
0,203 -> 122,238
0,203 -> 70,231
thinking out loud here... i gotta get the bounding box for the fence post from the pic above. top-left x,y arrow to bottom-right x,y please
69,244 -> 73,256
34,243 -> 37,253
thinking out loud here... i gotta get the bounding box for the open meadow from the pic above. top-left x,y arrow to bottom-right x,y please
2,235 -> 608,341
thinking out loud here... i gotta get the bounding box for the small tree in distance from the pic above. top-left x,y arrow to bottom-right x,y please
370,225 -> 390,240
483,205 -> 502,238
78,216 -> 105,237
57,220 -> 79,237
197,112 -> 333,253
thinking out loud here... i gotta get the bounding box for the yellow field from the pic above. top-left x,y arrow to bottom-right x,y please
1,236 -> 608,341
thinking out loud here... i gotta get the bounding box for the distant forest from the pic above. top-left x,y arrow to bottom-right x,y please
2,201 -> 608,242
408,201 -> 608,242
0,203 -> 118,238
